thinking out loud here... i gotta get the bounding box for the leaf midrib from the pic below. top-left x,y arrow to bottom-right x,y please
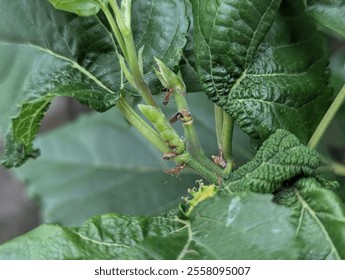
71,229 -> 131,248
14,99 -> 51,143
294,188 -> 341,259
0,41 -> 115,94
244,0 -> 277,68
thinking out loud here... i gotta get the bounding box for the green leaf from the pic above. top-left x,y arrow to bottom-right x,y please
48,0 -> 106,16
13,108 -> 199,226
0,193 -> 298,259
275,178 -> 345,259
305,0 -> 345,39
0,0 -> 189,167
130,0 -> 189,93
224,129 -> 321,193
192,0 -> 331,143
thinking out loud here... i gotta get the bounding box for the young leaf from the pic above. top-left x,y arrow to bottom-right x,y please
0,193 -> 298,259
275,179 -> 345,259
0,0 -> 189,167
192,0 -> 331,143
48,0 -> 107,16
13,109 -> 199,226
224,129 -> 321,193
305,0 -> 345,39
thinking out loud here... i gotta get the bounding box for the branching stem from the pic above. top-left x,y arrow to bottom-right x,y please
104,1 -> 223,183
174,89 -> 225,179
117,96 -> 169,153
105,1 -> 158,107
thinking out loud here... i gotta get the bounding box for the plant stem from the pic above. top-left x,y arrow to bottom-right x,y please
108,0 -> 158,108
214,105 -> 223,149
100,4 -> 128,60
104,1 -> 222,181
175,154 -> 218,183
221,111 -> 234,163
308,84 -> 345,148
117,96 -> 169,153
319,157 -> 345,177
174,89 -> 225,178
126,35 -> 158,107
215,106 -> 234,174
174,89 -> 202,153
329,162 -> 345,177
117,95 -> 219,182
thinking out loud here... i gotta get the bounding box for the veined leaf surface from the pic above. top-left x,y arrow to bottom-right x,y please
192,0 -> 331,142
0,193 -> 298,260
275,179 -> 345,259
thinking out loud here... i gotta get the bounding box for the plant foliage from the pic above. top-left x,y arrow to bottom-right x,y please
0,0 -> 344,260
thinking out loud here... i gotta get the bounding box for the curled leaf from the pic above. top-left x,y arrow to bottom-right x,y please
224,129 -> 321,193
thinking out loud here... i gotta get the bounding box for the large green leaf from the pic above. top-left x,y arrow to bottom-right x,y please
14,107 -> 199,226
275,179 -> 345,259
0,193 -> 298,259
0,0 -> 189,167
192,0 -> 331,143
305,0 -> 345,39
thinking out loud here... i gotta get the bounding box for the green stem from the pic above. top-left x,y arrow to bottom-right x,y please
320,157 -> 345,177
176,154 -> 218,183
221,111 -> 234,163
109,0 -> 158,108
100,4 -> 128,60
174,89 -> 202,153
214,106 -> 234,174
127,35 -> 158,107
104,1 -> 220,182
214,105 -> 223,149
319,163 -> 345,177
174,89 -> 225,178
117,96 -> 169,153
329,162 -> 345,177
308,84 -> 345,148
188,158 -> 219,183
117,95 -> 218,182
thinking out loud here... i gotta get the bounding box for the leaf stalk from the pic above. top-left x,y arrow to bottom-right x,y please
308,84 -> 345,148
